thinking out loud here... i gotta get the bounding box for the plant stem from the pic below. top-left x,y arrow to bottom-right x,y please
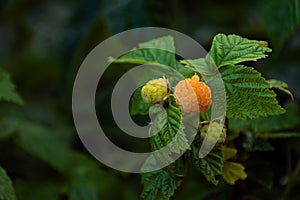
281,157 -> 300,200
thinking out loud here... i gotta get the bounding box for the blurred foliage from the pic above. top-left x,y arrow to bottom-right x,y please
0,0 -> 300,199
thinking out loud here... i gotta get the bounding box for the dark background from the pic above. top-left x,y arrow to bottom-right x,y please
0,0 -> 300,199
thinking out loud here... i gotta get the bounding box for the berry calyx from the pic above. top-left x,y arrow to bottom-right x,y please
141,77 -> 169,105
174,74 -> 212,113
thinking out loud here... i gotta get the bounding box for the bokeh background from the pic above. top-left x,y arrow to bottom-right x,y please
0,0 -> 300,199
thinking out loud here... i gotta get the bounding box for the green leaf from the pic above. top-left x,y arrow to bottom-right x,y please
175,62 -> 195,78
220,65 -> 285,119
150,101 -> 189,164
130,87 -> 150,115
229,101 -> 300,132
0,69 -> 23,105
260,0 -> 300,50
209,34 -> 271,67
141,169 -> 181,200
66,153 -> 121,199
62,153 -> 133,200
0,117 -> 19,140
181,59 -> 284,120
180,55 -> 219,77
267,79 -> 294,100
14,121 -> 73,173
194,147 -> 224,186
0,166 -> 16,200
110,36 -> 177,68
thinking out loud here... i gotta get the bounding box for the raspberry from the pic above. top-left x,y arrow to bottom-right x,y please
174,74 -> 211,113
200,122 -> 226,144
141,77 -> 169,104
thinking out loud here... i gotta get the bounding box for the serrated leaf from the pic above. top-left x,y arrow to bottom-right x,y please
0,69 -> 23,105
229,114 -> 299,133
194,147 -> 224,186
267,79 -> 294,100
260,0 -> 300,50
180,54 -> 219,77
180,58 -> 214,77
209,34 -> 271,67
181,59 -> 284,120
220,65 -> 285,119
229,101 -> 300,133
175,62 -> 195,78
139,36 -> 175,53
0,166 -> 17,200
110,36 -> 177,68
140,169 -> 181,200
150,101 -> 189,164
222,161 -> 247,185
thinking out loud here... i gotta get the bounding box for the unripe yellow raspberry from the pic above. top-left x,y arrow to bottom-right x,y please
174,74 -> 211,113
200,122 -> 226,144
141,78 -> 169,104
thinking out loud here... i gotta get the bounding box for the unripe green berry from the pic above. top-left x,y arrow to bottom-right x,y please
200,122 -> 226,144
141,78 -> 169,105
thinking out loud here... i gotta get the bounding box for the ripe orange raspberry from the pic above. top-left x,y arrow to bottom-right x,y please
174,74 -> 211,113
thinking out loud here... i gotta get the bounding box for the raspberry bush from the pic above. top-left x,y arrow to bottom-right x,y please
111,34 -> 297,200
1,1 -> 300,200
